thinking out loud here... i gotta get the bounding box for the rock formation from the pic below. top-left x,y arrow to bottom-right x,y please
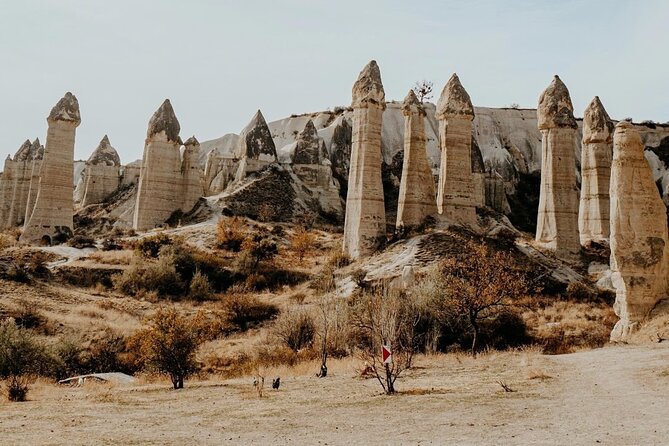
204,150 -> 237,195
535,76 -> 580,256
234,110 -> 278,181
396,90 -> 437,229
291,120 -> 342,217
133,100 -> 184,231
342,60 -> 386,259
609,121 -> 669,341
181,136 -> 204,212
293,120 -> 326,165
0,141 -> 29,228
21,92 -> 80,244
435,74 -> 478,226
579,97 -> 614,246
81,135 -> 121,207
329,116 -> 353,199
24,138 -> 44,225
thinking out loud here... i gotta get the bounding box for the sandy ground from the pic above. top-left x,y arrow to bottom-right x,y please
0,344 -> 667,445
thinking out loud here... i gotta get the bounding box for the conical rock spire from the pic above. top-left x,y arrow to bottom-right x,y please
352,60 -> 385,108
48,92 -> 81,124
436,74 -> 474,120
538,75 -> 577,129
147,99 -> 181,142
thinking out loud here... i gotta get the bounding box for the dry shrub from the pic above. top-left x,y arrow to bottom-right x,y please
67,235 -> 95,249
113,254 -> 184,297
290,228 -> 317,260
222,294 -> 280,331
134,233 -> 172,258
86,250 -> 133,265
290,293 -> 307,305
311,264 -> 336,293
566,281 -> 597,301
525,299 -> 616,354
8,301 -> 52,335
0,233 -> 16,251
216,217 -> 247,251
189,270 -> 213,301
272,308 -> 316,352
327,249 -> 351,269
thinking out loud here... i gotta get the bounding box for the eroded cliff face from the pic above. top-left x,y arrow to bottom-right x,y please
200,106 -> 669,233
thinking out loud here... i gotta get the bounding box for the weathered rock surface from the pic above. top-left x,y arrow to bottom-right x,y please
133,100 -> 184,231
343,61 -> 386,259
81,135 -> 121,207
579,97 -> 614,246
204,150 -> 237,196
435,74 -> 477,226
21,92 -> 81,244
609,121 -> 669,341
181,136 -> 204,213
293,120 -> 326,165
23,138 -> 44,225
234,110 -> 278,181
535,76 -> 580,256
396,90 -> 437,229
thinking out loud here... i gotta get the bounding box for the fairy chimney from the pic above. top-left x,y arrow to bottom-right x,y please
396,90 -> 437,230
21,93 -> 80,244
435,74 -> 477,226
342,60 -> 386,259
535,76 -> 580,256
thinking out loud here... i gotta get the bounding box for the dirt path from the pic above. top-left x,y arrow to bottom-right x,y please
0,345 -> 667,445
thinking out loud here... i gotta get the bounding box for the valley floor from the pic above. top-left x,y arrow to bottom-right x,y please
1,344 -> 667,445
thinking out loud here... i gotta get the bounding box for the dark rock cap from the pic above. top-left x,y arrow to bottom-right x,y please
401,90 -> 426,116
238,110 -> 277,160
14,139 -> 33,161
583,96 -> 614,144
48,92 -> 81,124
184,136 -> 200,146
88,135 -> 121,166
537,76 -> 577,129
147,99 -> 181,142
436,74 -> 474,120
352,60 -> 386,109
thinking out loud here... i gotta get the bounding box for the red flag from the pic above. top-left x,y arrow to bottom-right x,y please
382,345 -> 392,364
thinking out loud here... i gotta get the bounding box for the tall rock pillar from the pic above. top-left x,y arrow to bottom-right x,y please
181,136 -> 204,213
342,60 -> 386,259
24,139 -> 44,225
579,97 -> 613,246
609,121 -> 669,341
435,74 -> 477,226
81,135 -> 121,207
133,99 -> 183,231
535,76 -> 580,256
396,90 -> 437,230
21,93 -> 80,244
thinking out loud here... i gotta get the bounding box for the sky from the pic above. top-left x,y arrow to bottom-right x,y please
0,0 -> 667,164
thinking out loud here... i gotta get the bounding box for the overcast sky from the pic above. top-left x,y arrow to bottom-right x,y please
1,0 -> 667,164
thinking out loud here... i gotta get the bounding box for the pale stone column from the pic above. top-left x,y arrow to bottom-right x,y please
396,90 -> 437,230
0,156 -> 15,229
24,139 -> 43,225
342,60 -> 386,259
609,121 -> 669,341
535,76 -> 580,256
435,74 -> 477,226
21,92 -> 80,244
181,136 -> 204,212
81,135 -> 121,207
578,97 -> 613,246
133,99 -> 183,231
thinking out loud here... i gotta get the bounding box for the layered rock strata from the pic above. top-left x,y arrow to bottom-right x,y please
21,93 -> 80,244
535,76 -> 580,255
609,121 -> 669,341
133,100 -> 184,231
181,136 -> 204,212
396,90 -> 437,229
435,74 -> 477,226
342,60 -> 386,259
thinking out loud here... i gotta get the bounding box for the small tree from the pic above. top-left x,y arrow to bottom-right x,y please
315,295 -> 349,377
189,270 -> 213,301
241,234 -> 278,268
412,80 -> 434,103
349,285 -> 418,394
0,320 -> 50,401
135,308 -> 205,389
290,227 -> 317,261
441,240 -> 529,355
216,217 -> 246,251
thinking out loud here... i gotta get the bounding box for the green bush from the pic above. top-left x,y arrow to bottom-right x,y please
135,233 -> 173,258
189,271 -> 213,301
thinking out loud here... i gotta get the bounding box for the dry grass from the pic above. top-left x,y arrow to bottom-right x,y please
85,250 -> 134,266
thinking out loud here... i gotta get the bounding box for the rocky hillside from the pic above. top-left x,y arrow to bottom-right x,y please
200,105 -> 669,233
